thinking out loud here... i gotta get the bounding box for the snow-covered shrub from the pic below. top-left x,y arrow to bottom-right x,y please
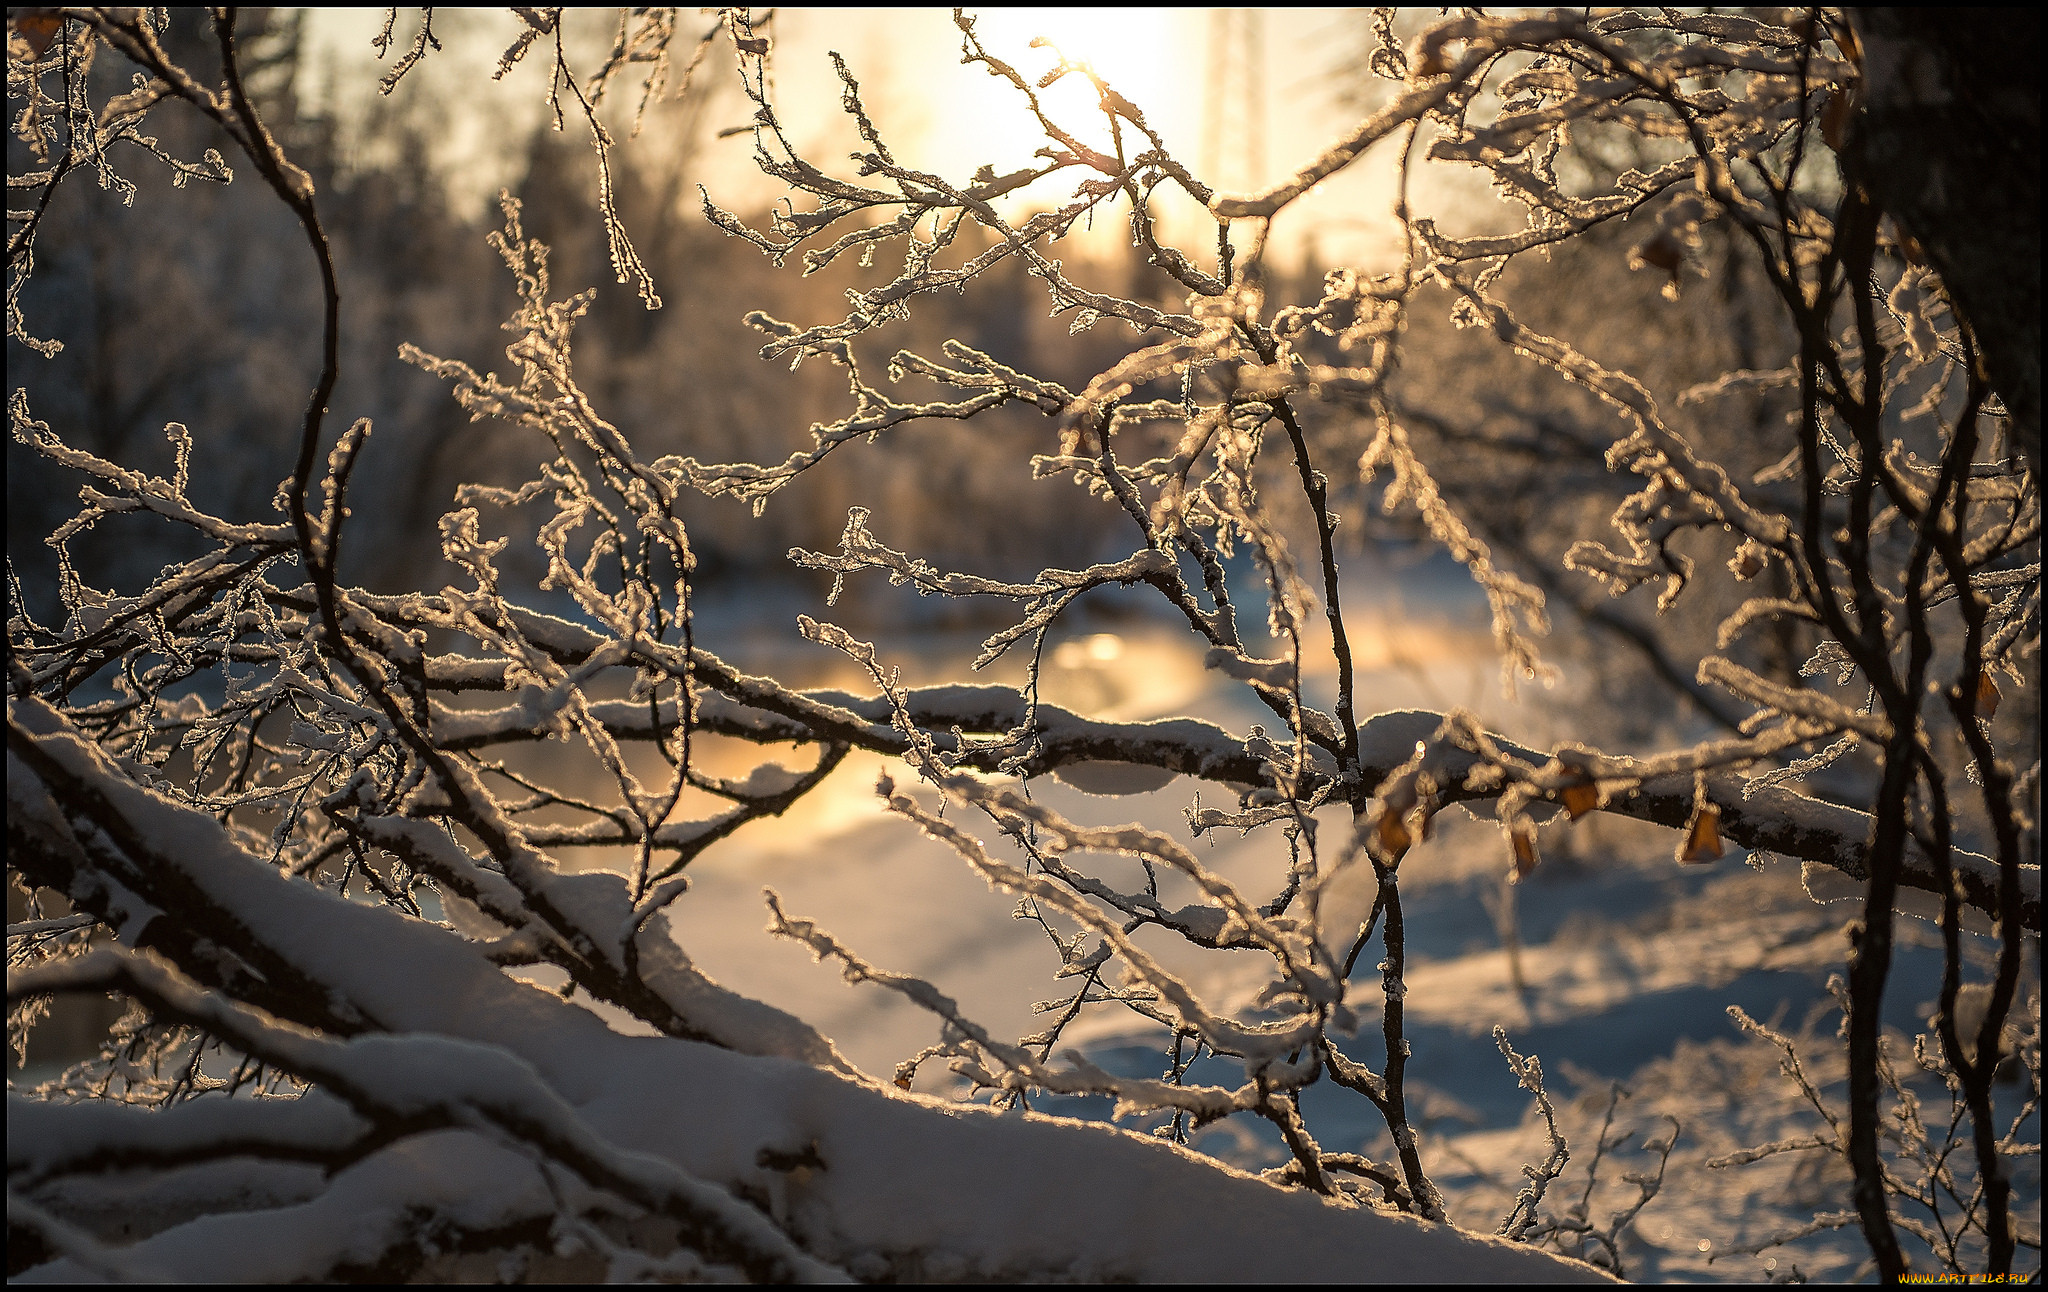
8,8 -> 2038,1281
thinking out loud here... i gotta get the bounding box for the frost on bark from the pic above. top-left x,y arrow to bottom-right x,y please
6,7 -> 2040,1284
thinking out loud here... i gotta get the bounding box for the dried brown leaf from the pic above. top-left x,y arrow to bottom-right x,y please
1821,89 -> 1856,152
1378,808 -> 1413,859
1975,673 -> 2002,722
1680,802 -> 1725,864
1561,780 -> 1599,821
1510,826 -> 1540,881
11,11 -> 61,57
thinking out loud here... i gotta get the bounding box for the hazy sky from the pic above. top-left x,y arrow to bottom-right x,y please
302,9 -> 1456,273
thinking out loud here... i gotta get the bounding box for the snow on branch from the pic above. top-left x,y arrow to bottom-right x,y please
8,6 -> 2034,1281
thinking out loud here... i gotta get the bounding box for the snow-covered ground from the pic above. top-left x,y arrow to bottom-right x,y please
15,555 -> 2030,1282
659,559 -> 2039,1283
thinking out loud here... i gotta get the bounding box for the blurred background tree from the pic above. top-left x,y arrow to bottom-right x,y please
6,8 -> 2037,1282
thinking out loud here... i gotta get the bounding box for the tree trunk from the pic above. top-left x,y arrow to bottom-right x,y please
1846,9 -> 2042,476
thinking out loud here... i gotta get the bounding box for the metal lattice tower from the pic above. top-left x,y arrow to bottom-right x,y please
1200,9 -> 1266,194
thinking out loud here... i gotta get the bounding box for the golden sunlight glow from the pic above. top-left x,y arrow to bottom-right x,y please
964,8 -> 1191,165
919,9 -> 1201,243
976,8 -> 1177,109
